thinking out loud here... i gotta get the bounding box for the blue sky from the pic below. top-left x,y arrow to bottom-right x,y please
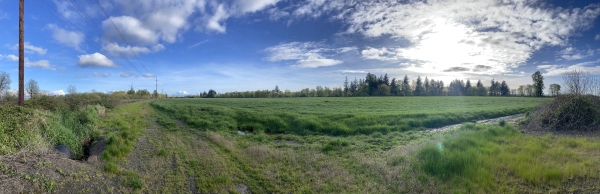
1,0 -> 600,96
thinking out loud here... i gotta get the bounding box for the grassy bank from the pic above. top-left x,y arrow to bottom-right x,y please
0,104 -> 101,159
151,97 -> 551,135
416,123 -> 600,193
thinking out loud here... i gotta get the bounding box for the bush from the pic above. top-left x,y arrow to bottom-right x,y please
525,95 -> 600,131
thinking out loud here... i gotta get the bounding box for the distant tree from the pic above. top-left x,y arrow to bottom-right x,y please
390,78 -> 399,96
476,80 -> 486,96
343,76 -> 349,97
383,73 -> 390,86
273,85 -> 280,97
401,75 -> 412,96
549,84 -> 561,96
26,79 -> 40,98
153,89 -> 159,98
525,84 -> 533,96
127,84 -> 136,95
517,85 -> 524,96
500,81 -> 509,96
136,89 -> 151,98
67,85 -> 77,94
424,77 -> 430,96
561,69 -> 597,95
532,71 -> 545,97
0,71 -> 11,100
465,79 -> 471,95
207,89 -> 217,98
378,84 -> 391,96
414,76 -> 424,96
476,80 -> 483,88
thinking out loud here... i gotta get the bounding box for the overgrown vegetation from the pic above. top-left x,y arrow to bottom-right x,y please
416,123 -> 600,193
151,97 -> 551,135
525,95 -> 600,131
0,98 -> 101,159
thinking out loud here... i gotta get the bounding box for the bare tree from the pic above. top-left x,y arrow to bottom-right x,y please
549,84 -> 561,96
561,69 -> 598,95
525,84 -> 533,96
517,85 -> 524,96
26,79 -> 40,98
0,71 -> 11,100
67,85 -> 77,94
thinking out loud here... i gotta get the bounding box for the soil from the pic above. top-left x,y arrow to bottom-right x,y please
427,114 -> 525,133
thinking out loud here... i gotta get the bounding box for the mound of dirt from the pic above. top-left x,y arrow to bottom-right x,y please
525,95 -> 600,132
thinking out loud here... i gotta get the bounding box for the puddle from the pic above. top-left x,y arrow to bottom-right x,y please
427,114 -> 524,133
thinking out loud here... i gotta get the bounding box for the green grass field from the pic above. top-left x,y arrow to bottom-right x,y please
7,96 -> 600,193
151,97 -> 551,135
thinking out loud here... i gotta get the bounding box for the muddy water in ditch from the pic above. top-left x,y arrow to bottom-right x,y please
426,114 -> 524,133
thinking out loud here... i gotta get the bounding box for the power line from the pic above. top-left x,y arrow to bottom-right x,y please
94,0 -> 152,74
37,0 -> 135,74
62,0 -> 145,76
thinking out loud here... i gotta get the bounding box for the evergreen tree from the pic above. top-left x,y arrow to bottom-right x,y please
401,75 -> 412,96
390,78 -> 398,96
465,79 -> 471,95
415,76 -> 424,96
476,80 -> 483,87
424,77 -> 430,96
343,76 -> 349,97
383,73 -> 390,86
500,81 -> 509,96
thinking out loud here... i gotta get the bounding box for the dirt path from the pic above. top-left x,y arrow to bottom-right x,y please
427,114 -> 525,132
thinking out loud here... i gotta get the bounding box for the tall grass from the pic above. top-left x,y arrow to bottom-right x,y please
415,123 -> 600,192
151,97 -> 551,135
0,104 -> 100,159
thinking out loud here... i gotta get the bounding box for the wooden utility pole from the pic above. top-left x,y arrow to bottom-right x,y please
155,77 -> 158,99
18,0 -> 24,106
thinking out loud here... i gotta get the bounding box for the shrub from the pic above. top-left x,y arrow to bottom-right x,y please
525,95 -> 600,131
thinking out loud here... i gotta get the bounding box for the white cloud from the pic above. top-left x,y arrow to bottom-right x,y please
267,8 -> 289,21
205,4 -> 229,33
108,0 -> 201,42
102,43 -> 165,56
47,24 -> 84,52
52,90 -> 66,96
338,46 -> 358,53
294,57 -> 342,68
120,72 -> 134,78
361,47 -> 400,61
265,42 -> 346,68
5,54 -> 56,70
26,60 -> 55,70
77,53 -> 118,68
538,59 -> 600,76
142,73 -> 155,77
235,0 -> 280,13
303,0 -> 600,75
52,0 -> 78,21
93,72 -> 111,77
174,91 -> 188,96
558,47 -> 596,60
596,34 -> 600,41
102,16 -> 159,45
6,54 -> 18,61
341,70 -> 368,74
12,42 -> 47,55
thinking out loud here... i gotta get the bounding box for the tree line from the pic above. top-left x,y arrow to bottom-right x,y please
198,71 -> 550,98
